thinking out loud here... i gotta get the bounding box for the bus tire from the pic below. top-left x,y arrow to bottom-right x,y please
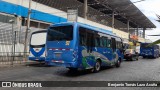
115,59 -> 121,68
91,60 -> 101,73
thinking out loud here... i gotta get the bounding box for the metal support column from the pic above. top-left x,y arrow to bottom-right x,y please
143,28 -> 146,38
13,31 -> 16,62
112,11 -> 115,29
84,0 -> 88,19
11,20 -> 14,65
136,27 -> 139,36
23,0 -> 32,61
127,20 -> 130,40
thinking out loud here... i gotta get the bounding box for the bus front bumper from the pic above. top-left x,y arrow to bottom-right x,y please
46,60 -> 78,68
28,57 -> 45,61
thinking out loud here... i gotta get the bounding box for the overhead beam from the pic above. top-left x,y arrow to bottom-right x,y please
112,11 -> 115,29
106,0 -> 130,6
127,20 -> 130,40
143,28 -> 146,38
84,0 -> 88,19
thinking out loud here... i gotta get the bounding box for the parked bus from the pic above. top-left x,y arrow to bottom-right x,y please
45,22 -> 124,72
123,43 -> 130,52
29,30 -> 47,62
140,43 -> 159,58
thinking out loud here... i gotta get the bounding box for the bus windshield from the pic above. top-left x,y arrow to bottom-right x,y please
47,25 -> 73,41
31,32 -> 47,46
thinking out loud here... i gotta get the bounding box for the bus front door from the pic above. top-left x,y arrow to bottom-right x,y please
111,38 -> 117,63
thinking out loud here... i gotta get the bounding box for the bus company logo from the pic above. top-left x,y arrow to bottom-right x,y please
66,41 -> 70,45
2,82 -> 11,87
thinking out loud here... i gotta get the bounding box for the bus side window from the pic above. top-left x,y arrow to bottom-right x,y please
107,39 -> 111,48
111,38 -> 116,52
90,32 -> 95,47
103,37 -> 108,48
119,42 -> 121,48
79,27 -> 87,46
116,41 -> 121,49
86,30 -> 95,52
116,41 -> 119,49
80,34 -> 86,46
94,31 -> 100,47
95,37 -> 100,47
100,37 -> 104,47
86,32 -> 92,47
120,42 -> 123,49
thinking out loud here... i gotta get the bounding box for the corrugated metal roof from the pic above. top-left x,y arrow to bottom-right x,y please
33,0 -> 156,29
86,0 -> 156,28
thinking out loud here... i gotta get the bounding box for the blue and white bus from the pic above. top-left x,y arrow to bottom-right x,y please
29,30 -> 47,62
45,22 -> 124,72
140,43 -> 159,58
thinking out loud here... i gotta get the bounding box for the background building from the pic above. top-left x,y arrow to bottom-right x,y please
0,0 -> 156,60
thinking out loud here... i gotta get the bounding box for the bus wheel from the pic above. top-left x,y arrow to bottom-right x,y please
115,59 -> 121,68
91,60 -> 101,73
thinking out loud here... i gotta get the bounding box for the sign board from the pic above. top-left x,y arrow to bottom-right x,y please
67,9 -> 78,22
123,38 -> 129,44
130,35 -> 138,41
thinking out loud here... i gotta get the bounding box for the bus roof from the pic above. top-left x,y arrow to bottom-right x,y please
141,43 -> 151,44
50,22 -> 121,39
140,43 -> 159,47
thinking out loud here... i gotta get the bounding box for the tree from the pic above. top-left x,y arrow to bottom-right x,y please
156,14 -> 160,22
147,14 -> 160,46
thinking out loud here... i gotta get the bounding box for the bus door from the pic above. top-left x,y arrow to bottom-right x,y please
86,31 -> 95,61
99,37 -> 114,62
104,38 -> 112,61
86,32 -> 94,53
79,27 -> 94,68
79,27 -> 94,54
111,38 -> 117,60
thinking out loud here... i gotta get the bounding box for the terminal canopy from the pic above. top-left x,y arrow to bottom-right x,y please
33,0 -> 156,29
82,0 -> 156,29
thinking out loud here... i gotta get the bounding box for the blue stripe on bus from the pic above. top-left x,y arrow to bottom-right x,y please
30,47 -> 45,57
0,0 -> 67,23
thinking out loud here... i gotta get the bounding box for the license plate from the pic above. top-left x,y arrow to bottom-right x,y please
55,53 -> 61,58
